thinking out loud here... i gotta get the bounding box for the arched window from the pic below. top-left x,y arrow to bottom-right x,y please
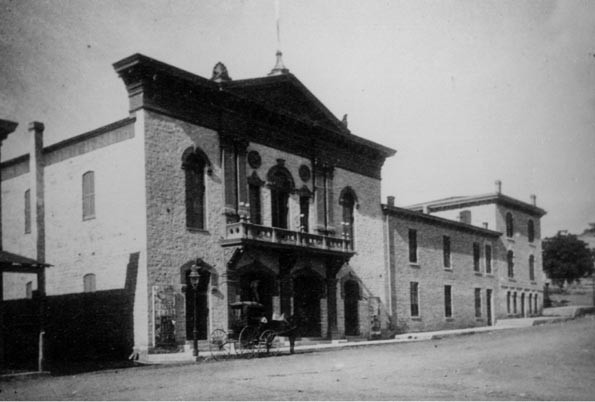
248,172 -> 264,225
25,281 -> 33,299
182,148 -> 208,230
505,212 -> 514,238
528,219 -> 535,243
267,166 -> 294,229
83,273 -> 96,293
339,187 -> 357,247
529,255 -> 535,281
507,250 -> 514,278
82,171 -> 95,220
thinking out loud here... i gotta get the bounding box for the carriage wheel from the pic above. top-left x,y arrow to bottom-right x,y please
238,326 -> 260,358
209,329 -> 232,360
259,330 -> 281,356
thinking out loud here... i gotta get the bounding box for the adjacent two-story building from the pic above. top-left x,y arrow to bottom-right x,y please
405,180 -> 547,322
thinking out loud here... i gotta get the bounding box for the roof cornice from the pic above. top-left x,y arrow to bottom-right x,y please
408,193 -> 546,217
382,204 -> 502,237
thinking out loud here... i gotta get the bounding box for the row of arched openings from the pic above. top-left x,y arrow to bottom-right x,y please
182,146 -> 358,243
183,263 -> 362,339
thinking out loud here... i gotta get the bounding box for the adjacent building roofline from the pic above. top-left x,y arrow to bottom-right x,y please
382,204 -> 502,238
406,192 -> 546,217
43,117 -> 135,155
0,154 -> 29,170
1,117 -> 135,169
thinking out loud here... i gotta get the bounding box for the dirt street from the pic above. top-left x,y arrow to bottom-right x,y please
2,316 -> 595,400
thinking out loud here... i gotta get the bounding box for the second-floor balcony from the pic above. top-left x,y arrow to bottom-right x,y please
221,221 -> 354,256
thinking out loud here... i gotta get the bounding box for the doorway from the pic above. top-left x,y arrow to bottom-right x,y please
185,269 -> 210,340
344,280 -> 360,336
486,289 -> 493,326
521,293 -> 525,317
239,270 -> 275,320
293,274 -> 323,337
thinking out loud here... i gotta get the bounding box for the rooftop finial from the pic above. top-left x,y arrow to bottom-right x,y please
269,50 -> 289,76
269,0 -> 289,76
211,62 -> 231,82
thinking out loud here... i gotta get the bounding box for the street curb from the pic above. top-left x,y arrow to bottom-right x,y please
139,315 -> 588,365
0,371 -> 50,381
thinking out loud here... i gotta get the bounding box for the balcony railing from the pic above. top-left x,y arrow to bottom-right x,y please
224,221 -> 352,253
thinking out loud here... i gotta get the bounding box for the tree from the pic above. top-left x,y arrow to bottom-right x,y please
542,232 -> 595,288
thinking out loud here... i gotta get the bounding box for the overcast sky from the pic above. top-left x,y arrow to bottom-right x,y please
1,0 -> 594,237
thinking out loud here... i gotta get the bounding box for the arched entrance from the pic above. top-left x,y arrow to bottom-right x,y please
238,268 -> 276,321
184,268 -> 210,340
293,271 -> 324,337
344,280 -> 360,336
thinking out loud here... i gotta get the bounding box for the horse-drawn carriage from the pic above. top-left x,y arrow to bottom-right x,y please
208,301 -> 296,359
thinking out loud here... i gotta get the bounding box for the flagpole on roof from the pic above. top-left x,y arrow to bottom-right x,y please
269,0 -> 289,76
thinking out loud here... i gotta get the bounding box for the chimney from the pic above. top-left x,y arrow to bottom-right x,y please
530,194 -> 536,206
0,119 -> 19,251
459,210 -> 472,225
495,180 -> 502,194
482,222 -> 489,229
387,196 -> 395,207
28,122 -> 45,264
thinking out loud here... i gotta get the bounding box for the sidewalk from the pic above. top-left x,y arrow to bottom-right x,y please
141,313 -> 585,364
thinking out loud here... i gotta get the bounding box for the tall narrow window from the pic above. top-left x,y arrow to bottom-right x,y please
507,291 -> 511,314
513,292 -> 517,314
529,255 -> 535,281
339,187 -> 357,248
83,273 -> 96,293
474,288 -> 482,318
528,219 -> 535,243
24,189 -> 31,233
25,281 -> 33,299
507,250 -> 514,278
299,196 -> 309,232
183,151 -> 206,230
82,171 -> 95,220
506,212 -> 514,238
408,229 -> 418,263
485,244 -> 492,274
269,168 -> 293,229
444,285 -> 452,318
528,294 -> 533,315
410,282 -> 419,317
473,242 -> 481,272
249,184 -> 261,225
443,236 -> 451,268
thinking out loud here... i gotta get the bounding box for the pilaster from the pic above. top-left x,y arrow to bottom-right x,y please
28,122 -> 45,264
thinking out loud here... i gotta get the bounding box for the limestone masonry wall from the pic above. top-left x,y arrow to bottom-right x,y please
389,214 -> 499,333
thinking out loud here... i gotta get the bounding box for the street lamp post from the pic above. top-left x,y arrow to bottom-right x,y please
189,265 -> 201,359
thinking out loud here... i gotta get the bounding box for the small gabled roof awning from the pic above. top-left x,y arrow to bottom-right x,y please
0,250 -> 50,273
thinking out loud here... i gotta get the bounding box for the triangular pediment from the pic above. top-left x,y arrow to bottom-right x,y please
224,75 -> 348,133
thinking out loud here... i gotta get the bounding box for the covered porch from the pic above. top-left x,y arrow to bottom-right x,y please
223,239 -> 355,340
0,250 -> 50,372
